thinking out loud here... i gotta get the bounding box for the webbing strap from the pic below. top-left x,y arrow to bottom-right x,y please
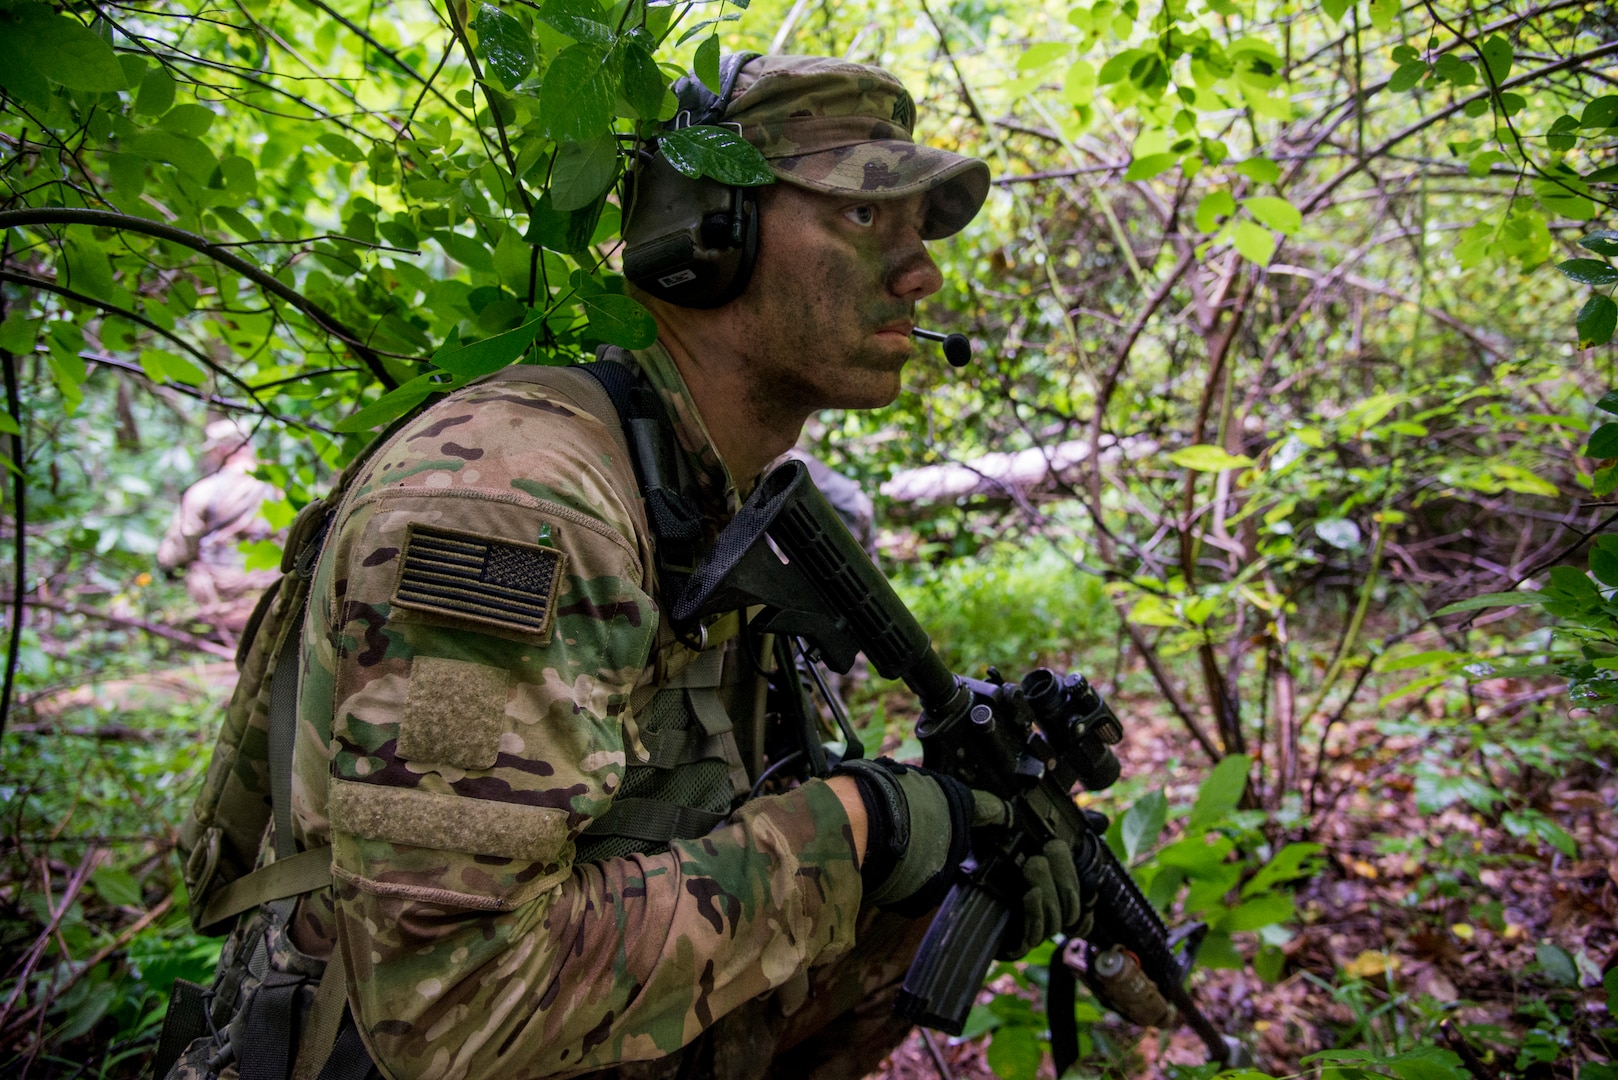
580,798 -> 726,843
292,946 -> 349,1080
317,1013 -> 377,1080
640,725 -> 723,769
267,602 -> 305,861
197,846 -> 333,933
241,970 -> 303,1080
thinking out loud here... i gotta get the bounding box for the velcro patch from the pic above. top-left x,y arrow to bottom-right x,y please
398,656 -> 511,770
392,523 -> 565,639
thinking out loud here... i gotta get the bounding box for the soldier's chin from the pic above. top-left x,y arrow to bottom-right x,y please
830,369 -> 905,410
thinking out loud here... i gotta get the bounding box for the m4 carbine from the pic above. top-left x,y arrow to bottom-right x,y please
672,461 -> 1247,1068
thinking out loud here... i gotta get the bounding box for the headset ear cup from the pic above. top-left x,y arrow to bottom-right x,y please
710,186 -> 759,306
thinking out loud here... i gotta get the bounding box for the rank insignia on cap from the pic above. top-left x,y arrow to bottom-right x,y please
392,523 -> 565,639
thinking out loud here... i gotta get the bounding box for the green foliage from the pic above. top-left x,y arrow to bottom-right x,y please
892,546 -> 1115,672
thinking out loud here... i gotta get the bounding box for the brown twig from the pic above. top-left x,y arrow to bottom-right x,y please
4,596 -> 235,659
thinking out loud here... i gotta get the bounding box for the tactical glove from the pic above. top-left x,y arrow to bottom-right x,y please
1003,836 -> 1093,959
832,757 -> 983,916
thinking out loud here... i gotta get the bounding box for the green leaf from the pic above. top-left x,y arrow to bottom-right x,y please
1431,590 -> 1548,616
1254,943 -> 1285,982
91,867 -> 143,907
159,103 -> 217,138
434,231 -> 495,273
1579,295 -> 1618,350
1321,0 -> 1353,22
694,34 -> 721,94
1557,258 -> 1618,286
1188,753 -> 1250,832
1536,943 -> 1579,986
1580,231 -> 1618,257
1194,190 -> 1234,233
1387,60 -> 1427,93
4,4 -> 127,92
1229,220 -> 1277,265
1232,156 -> 1280,184
1243,842 -> 1325,897
578,289 -> 657,348
1595,464 -> 1618,497
432,317 -> 544,376
333,374 -> 448,432
1480,35 -> 1513,84
538,0 -> 615,46
0,312 -> 38,355
551,133 -> 619,212
1588,422 -> 1618,458
986,1025 -> 1041,1080
657,125 -> 774,186
1170,444 -> 1254,472
1218,893 -> 1294,931
134,68 -> 177,117
523,187 -> 608,256
1387,1048 -> 1469,1080
317,133 -> 366,163
1547,114 -> 1580,152
1433,53 -> 1476,87
473,2 -> 536,87
1242,195 -> 1302,235
1596,389 -> 1618,414
62,235 -> 115,303
139,348 -> 206,386
127,131 -> 218,180
1119,789 -> 1167,861
1123,152 -> 1178,181
1468,149 -> 1509,179
1583,95 -> 1618,131
619,39 -> 668,119
541,45 -> 614,143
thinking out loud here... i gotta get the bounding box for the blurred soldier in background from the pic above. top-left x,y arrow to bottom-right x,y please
156,418 -> 279,634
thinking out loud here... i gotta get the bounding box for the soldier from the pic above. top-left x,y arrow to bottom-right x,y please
156,419 -> 280,634
168,54 -> 1091,1080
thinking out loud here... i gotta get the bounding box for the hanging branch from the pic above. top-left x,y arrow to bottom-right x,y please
0,207 -> 402,390
0,243 -> 23,744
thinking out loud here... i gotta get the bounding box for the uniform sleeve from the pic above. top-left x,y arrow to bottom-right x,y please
305,383 -> 865,1080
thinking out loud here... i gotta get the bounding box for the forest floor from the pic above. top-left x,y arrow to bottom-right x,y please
2,650 -> 1613,1078
864,676 -> 1618,1080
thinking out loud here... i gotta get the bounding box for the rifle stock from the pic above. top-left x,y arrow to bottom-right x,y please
672,460 -> 1246,1067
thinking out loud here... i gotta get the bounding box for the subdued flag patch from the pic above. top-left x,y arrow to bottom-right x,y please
391,523 -> 565,638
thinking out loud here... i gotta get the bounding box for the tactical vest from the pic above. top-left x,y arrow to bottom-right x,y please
157,354 -> 781,1080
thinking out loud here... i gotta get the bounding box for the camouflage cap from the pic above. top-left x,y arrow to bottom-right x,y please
721,55 -> 990,240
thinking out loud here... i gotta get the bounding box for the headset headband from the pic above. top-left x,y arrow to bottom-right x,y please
666,51 -> 762,133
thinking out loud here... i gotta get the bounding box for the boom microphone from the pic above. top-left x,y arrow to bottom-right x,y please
911,328 -> 972,368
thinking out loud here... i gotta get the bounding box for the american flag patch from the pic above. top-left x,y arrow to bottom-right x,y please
392,524 -> 565,638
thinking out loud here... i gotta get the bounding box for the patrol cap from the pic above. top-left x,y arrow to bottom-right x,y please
721,55 -> 990,240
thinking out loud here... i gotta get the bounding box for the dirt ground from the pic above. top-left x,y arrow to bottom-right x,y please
861,681 -> 1618,1080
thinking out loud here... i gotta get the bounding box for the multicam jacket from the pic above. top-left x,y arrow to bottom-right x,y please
287,344 -> 865,1078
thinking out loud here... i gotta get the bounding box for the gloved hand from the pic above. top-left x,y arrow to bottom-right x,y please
1003,836 -> 1092,959
832,757 -> 992,916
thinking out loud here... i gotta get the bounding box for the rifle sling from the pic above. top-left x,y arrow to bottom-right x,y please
197,845 -> 333,932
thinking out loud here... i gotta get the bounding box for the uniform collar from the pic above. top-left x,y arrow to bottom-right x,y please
629,340 -> 744,519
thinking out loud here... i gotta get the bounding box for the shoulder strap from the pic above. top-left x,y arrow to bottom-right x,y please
575,349 -> 705,594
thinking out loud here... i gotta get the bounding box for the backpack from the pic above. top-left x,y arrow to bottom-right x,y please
155,358 -> 679,1080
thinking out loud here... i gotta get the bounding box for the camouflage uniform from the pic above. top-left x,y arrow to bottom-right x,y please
157,424 -> 281,633
179,54 -> 989,1080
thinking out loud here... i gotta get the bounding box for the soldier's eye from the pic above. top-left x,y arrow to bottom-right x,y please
846,205 -> 876,227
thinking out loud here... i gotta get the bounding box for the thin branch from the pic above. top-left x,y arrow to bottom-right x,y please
8,597 -> 236,659
0,208 -> 401,389
0,234 -> 21,744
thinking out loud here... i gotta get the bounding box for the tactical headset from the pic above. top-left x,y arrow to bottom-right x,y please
621,51 -> 764,309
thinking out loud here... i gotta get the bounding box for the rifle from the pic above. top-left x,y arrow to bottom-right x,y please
672,460 -> 1248,1069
